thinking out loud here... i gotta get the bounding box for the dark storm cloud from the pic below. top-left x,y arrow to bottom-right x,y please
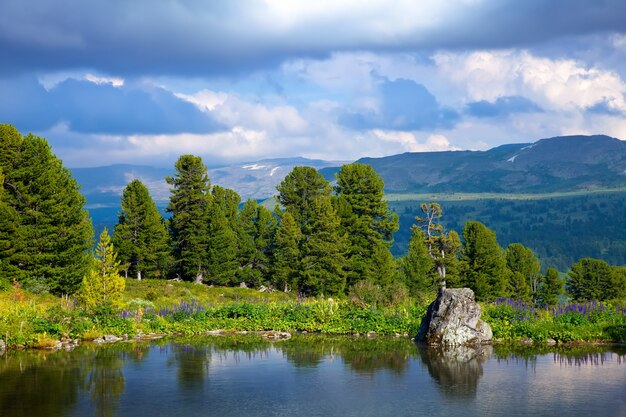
0,76 -> 222,134
1,0 -> 625,77
341,78 -> 459,131
466,96 -> 543,118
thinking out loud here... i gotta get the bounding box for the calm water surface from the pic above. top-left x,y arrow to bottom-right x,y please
0,335 -> 624,417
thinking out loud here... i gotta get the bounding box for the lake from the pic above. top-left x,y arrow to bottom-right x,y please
0,335 -> 624,417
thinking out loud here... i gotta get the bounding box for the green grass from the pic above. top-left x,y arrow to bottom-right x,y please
384,187 -> 626,202
122,278 -> 292,308
2,280 -> 624,351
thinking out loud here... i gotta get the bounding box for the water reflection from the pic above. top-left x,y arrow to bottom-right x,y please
417,344 -> 491,399
281,335 -> 417,373
0,350 -> 83,416
0,336 -> 624,417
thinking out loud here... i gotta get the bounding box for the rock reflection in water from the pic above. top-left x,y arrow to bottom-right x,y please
417,344 -> 492,399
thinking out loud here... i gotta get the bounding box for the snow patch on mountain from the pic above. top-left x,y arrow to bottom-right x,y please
242,164 -> 267,170
507,155 -> 519,163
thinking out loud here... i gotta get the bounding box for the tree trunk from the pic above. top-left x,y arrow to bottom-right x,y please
137,270 -> 142,281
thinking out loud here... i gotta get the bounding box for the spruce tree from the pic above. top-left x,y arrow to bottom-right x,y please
567,258 -> 616,301
461,221 -> 511,301
277,167 -> 347,296
276,166 -> 332,230
334,163 -> 398,287
206,202 -> 238,286
505,243 -> 541,296
238,199 -> 276,287
166,155 -> 211,282
299,197 -> 348,296
113,179 -> 170,280
401,227 -> 435,295
272,211 -> 301,292
209,186 -> 242,285
80,228 -> 125,308
0,125 -> 93,294
508,271 -> 532,302
537,267 -> 562,307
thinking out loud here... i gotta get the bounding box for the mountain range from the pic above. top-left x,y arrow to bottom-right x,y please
71,157 -> 342,210
321,134 -> 626,194
72,135 -> 626,209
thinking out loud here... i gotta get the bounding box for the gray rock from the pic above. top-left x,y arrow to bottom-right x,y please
416,288 -> 493,347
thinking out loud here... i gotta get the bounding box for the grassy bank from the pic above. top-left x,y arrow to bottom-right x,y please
1,280 -> 624,350
0,279 -> 425,349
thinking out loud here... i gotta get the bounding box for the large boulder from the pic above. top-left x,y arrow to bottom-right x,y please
416,288 -> 492,347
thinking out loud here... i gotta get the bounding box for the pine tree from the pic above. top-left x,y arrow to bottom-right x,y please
334,163 -> 398,287
80,228 -> 125,308
0,126 -> 93,294
272,212 -> 302,292
113,179 -> 170,280
414,202 -> 461,289
206,202 -> 238,286
0,169 -> 19,284
505,243 -> 541,297
166,155 -> 211,282
461,221 -> 511,301
209,186 -> 242,285
537,267 -> 562,307
276,166 -> 332,230
401,227 -> 435,295
299,197 -> 348,296
508,271 -> 532,301
238,199 -> 276,287
567,258 -> 615,301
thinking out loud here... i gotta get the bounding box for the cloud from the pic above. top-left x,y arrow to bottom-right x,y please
434,50 -> 626,114
371,130 -> 458,152
0,75 -> 222,135
340,78 -> 459,130
1,1 -> 625,76
466,96 -> 542,118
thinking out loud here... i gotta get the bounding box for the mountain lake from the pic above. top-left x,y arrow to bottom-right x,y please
1,335 -> 624,417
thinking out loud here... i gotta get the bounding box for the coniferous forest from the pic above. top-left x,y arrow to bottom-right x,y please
1,124 -> 625,350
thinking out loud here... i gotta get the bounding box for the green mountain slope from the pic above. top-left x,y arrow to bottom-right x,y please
321,135 -> 626,193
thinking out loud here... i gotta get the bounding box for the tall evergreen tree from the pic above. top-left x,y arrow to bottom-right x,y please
567,258 -> 617,301
113,179 -> 170,280
414,202 -> 461,288
299,197 -> 348,296
206,202 -> 238,286
401,227 -> 435,295
0,125 -> 93,294
334,163 -> 399,286
80,228 -> 125,308
206,186 -> 241,285
505,243 -> 541,298
277,167 -> 347,295
238,199 -> 277,287
272,211 -> 301,292
537,267 -> 563,307
166,155 -> 211,282
461,221 -> 511,301
276,166 -> 332,230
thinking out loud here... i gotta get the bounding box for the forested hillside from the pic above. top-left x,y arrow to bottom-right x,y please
390,192 -> 626,271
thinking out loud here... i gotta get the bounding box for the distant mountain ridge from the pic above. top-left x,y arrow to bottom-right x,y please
71,157 -> 343,209
321,135 -> 626,193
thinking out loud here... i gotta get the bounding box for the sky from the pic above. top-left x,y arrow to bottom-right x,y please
1,0 -> 626,168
